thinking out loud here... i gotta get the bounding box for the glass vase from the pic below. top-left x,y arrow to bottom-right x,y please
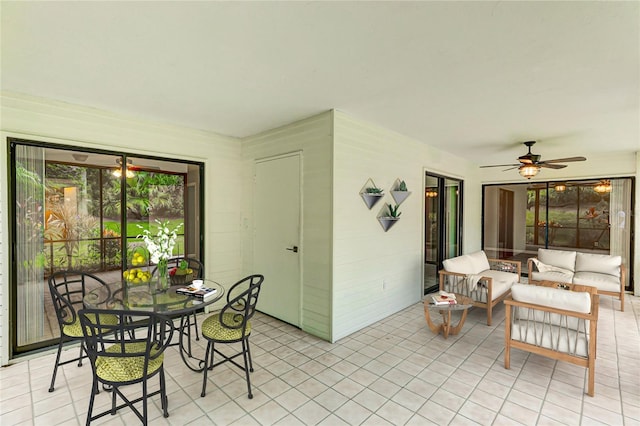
156,259 -> 170,293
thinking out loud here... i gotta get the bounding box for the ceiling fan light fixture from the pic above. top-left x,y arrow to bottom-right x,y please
554,183 -> 566,192
518,164 -> 540,179
113,158 -> 135,178
593,179 -> 612,194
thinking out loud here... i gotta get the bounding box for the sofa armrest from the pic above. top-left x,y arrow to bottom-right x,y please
439,269 -> 494,300
527,257 -> 537,279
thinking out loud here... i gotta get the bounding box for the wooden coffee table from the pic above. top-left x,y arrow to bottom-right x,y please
423,293 -> 473,338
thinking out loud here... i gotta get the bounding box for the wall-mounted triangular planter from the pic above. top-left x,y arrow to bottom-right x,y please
391,190 -> 411,205
377,203 -> 401,232
360,178 -> 384,210
391,178 -> 411,205
362,193 -> 384,209
378,217 -> 400,232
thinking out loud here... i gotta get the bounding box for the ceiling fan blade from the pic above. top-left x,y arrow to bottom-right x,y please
502,166 -> 519,171
541,156 -> 586,164
539,163 -> 567,169
479,163 -> 520,168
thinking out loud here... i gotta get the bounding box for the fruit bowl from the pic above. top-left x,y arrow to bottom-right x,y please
123,268 -> 152,285
170,271 -> 194,286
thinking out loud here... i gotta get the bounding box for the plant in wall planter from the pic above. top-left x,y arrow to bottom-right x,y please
378,203 -> 401,232
391,179 -> 411,205
360,178 -> 385,209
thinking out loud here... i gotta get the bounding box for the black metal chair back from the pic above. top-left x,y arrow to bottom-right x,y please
219,274 -> 264,340
79,309 -> 174,425
200,274 -> 265,399
47,271 -> 111,392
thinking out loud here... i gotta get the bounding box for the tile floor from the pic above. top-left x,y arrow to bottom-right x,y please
1,294 -> 639,426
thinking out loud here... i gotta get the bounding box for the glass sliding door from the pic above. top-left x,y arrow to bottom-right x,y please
9,138 -> 204,357
483,178 -> 634,291
424,173 -> 463,294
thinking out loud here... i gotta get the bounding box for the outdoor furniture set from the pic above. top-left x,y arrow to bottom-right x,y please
435,248 -> 624,397
47,270 -> 265,424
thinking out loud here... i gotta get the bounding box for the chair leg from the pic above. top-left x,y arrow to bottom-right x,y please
142,379 -> 148,426
111,385 -> 117,415
49,339 -> 65,392
85,378 -> 98,426
201,341 -> 212,397
160,367 -> 169,417
246,338 -> 254,373
77,344 -> 84,367
242,340 -> 253,399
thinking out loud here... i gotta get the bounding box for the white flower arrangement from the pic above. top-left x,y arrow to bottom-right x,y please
138,220 -> 183,264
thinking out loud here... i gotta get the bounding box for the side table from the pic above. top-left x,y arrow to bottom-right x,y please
423,293 -> 473,338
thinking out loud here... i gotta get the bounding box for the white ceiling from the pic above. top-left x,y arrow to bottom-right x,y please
2,1 -> 639,167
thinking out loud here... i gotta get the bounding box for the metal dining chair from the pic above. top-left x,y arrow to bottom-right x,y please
200,274 -> 264,399
79,308 -> 174,425
47,271 -> 117,393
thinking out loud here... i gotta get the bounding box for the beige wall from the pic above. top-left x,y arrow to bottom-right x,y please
241,112 -> 334,340
0,92 -> 244,365
331,111 -> 481,341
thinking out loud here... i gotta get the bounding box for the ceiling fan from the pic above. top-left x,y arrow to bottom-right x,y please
480,141 -> 587,179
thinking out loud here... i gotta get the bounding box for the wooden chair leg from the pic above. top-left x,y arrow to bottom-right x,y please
587,359 -> 595,397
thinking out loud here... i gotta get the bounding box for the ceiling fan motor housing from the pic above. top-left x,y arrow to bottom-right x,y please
519,153 -> 541,164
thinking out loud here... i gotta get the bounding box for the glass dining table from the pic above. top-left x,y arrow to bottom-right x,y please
84,279 -> 225,372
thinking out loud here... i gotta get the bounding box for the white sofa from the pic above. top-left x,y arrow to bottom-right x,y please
504,282 -> 599,396
439,251 -> 521,326
527,248 -> 625,311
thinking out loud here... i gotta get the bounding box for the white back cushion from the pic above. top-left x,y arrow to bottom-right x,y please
538,248 -> 576,272
575,252 -> 621,277
442,251 -> 490,275
468,251 -> 491,273
511,284 -> 591,313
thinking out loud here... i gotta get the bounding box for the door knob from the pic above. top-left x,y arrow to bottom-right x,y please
286,246 -> 299,253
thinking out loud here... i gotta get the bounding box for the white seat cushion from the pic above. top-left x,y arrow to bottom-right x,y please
483,275 -> 515,300
538,248 -> 576,272
531,270 -> 574,284
573,271 -> 621,293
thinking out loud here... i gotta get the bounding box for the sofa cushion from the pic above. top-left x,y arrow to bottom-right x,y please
511,284 -> 591,313
482,270 -> 516,299
573,272 -> 621,293
538,248 -> 576,272
468,251 -> 491,273
575,252 -> 621,277
530,270 -> 574,284
442,251 -> 490,275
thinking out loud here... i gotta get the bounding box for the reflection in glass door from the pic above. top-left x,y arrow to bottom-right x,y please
424,173 -> 463,294
9,139 -> 203,357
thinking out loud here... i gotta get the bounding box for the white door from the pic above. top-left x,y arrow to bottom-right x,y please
254,153 -> 301,326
